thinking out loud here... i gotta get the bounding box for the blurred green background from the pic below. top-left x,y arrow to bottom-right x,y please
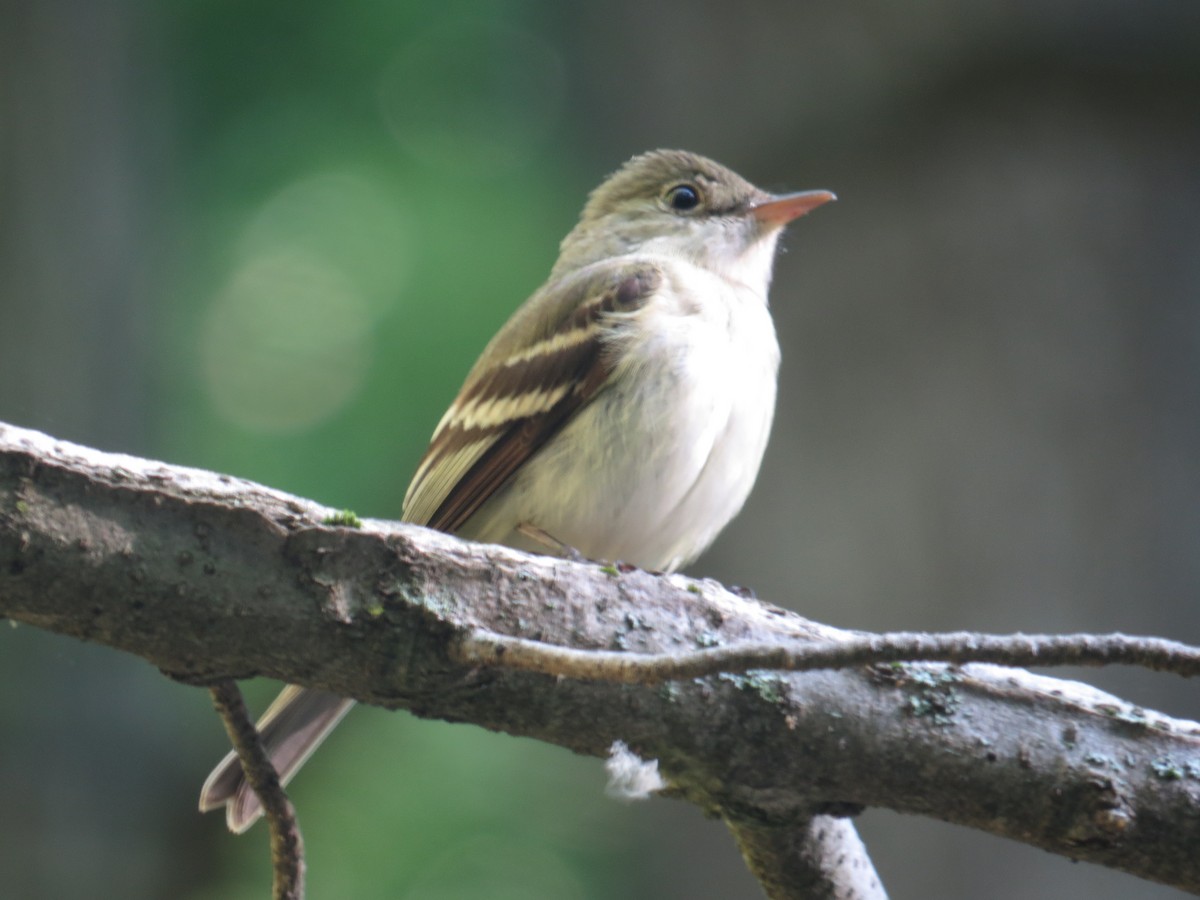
3,1 -> 1199,897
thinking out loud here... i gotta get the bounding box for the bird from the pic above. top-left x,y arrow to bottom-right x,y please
199,148 -> 835,832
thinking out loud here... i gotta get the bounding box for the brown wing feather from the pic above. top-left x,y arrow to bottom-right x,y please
404,265 -> 661,532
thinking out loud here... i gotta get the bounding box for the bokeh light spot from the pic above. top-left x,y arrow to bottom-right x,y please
238,170 -> 413,320
201,250 -> 371,433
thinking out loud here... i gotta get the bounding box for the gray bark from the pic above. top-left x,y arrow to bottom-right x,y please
2,421 -> 1199,896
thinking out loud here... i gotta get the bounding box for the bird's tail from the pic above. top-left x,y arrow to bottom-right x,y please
198,685 -> 355,833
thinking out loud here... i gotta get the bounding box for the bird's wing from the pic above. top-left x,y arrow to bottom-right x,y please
402,263 -> 662,532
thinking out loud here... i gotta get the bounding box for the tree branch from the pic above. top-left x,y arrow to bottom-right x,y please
3,421 -> 1200,895
455,628 -> 1200,682
728,814 -> 887,900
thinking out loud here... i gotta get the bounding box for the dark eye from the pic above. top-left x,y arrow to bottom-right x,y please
664,183 -> 701,212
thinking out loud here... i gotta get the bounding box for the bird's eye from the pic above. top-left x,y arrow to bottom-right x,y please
664,183 -> 701,212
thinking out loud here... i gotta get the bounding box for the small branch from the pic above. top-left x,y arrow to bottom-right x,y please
727,815 -> 888,900
209,680 -> 305,900
454,629 -> 1200,682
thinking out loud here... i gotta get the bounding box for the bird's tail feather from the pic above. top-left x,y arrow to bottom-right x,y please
199,686 -> 355,834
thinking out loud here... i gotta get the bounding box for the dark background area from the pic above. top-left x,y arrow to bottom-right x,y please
2,1 -> 1198,897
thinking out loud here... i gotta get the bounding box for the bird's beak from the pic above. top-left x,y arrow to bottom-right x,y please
751,189 -> 837,227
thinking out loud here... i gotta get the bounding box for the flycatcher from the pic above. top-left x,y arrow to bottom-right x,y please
200,149 -> 835,832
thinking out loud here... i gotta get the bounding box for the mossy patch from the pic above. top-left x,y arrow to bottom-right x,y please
323,509 -> 363,528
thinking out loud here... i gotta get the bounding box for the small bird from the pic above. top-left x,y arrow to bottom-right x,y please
199,149 -> 835,832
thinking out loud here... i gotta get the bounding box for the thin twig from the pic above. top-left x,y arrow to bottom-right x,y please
209,680 -> 305,900
454,630 -> 1200,683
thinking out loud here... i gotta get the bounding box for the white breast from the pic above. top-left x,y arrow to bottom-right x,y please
460,255 -> 781,573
